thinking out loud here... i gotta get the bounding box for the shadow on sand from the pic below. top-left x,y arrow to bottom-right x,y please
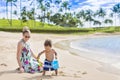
0,70 -> 18,76
26,75 -> 53,80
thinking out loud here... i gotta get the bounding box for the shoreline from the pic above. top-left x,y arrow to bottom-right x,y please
54,34 -> 120,76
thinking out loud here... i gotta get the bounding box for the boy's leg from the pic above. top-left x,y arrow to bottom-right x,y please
55,69 -> 58,75
42,70 -> 46,76
43,59 -> 50,75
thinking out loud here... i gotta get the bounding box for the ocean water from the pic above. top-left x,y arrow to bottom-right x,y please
70,35 -> 120,69
71,36 -> 120,54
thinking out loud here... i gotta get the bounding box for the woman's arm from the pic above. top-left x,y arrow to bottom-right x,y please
30,49 -> 37,59
16,42 -> 24,72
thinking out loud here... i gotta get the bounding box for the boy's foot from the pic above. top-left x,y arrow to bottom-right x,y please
55,73 -> 58,76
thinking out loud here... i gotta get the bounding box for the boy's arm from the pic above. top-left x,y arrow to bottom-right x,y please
37,50 -> 45,59
52,49 -> 57,59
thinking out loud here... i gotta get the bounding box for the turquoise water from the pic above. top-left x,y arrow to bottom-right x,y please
71,36 -> 120,69
71,36 -> 120,55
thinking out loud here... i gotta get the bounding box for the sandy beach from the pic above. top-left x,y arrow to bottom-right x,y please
0,31 -> 120,80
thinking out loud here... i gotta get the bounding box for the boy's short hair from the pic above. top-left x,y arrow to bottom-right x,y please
44,39 -> 52,47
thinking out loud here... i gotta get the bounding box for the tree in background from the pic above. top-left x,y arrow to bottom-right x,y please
4,0 -> 120,28
94,8 -> 106,27
5,0 -> 17,27
111,3 -> 120,26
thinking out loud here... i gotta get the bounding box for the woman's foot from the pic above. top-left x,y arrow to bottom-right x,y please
16,67 -> 20,71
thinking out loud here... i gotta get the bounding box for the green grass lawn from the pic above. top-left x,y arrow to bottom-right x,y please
0,19 -> 120,34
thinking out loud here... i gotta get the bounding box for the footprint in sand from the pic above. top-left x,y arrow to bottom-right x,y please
51,73 -> 57,76
60,67 -> 66,69
73,73 -> 81,78
0,63 -> 7,66
58,71 -> 66,76
82,71 -> 87,75
77,71 -> 81,73
58,71 -> 81,78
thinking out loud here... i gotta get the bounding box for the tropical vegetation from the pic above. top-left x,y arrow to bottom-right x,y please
0,0 -> 120,34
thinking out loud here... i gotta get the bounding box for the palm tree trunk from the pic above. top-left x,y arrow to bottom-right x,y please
20,0 -> 22,27
26,0 -> 29,27
115,13 -> 117,26
89,21 -> 91,27
10,1 -> 12,27
119,17 -> 120,27
103,18 -> 105,27
34,0 -> 36,27
42,11 -> 45,27
6,2 -> 10,26
6,2 -> 8,19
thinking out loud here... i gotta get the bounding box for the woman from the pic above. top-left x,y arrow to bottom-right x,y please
16,27 -> 42,73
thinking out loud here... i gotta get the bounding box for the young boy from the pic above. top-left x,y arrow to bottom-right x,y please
37,39 -> 58,76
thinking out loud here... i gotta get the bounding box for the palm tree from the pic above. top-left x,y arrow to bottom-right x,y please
30,0 -> 36,27
37,0 -> 47,27
27,8 -> 35,20
37,14 -> 43,26
55,0 -> 61,4
104,19 -> 113,30
61,1 -> 70,13
45,0 -> 52,24
37,0 -> 44,20
60,1 -> 71,27
20,0 -> 22,26
111,3 -> 120,26
92,20 -> 101,31
21,6 -> 27,23
41,4 -> 46,23
33,0 -> 36,27
104,19 -> 113,25
93,20 -> 101,26
5,0 -> 9,25
94,8 -> 106,27
50,13 -> 61,26
46,10 -> 52,24
76,10 -> 86,27
76,10 -> 86,19
5,0 -> 17,27
85,9 -> 94,27
5,0 -> 12,26
54,0 -> 61,12
13,10 -> 18,18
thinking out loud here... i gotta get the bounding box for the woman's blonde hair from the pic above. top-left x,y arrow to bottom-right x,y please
22,26 -> 31,34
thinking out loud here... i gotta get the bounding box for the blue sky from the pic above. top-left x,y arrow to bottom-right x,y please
0,0 -> 119,16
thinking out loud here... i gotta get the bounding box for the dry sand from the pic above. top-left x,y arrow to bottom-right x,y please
0,31 -> 120,80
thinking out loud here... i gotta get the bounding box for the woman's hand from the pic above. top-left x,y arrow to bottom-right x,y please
19,67 -> 24,73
